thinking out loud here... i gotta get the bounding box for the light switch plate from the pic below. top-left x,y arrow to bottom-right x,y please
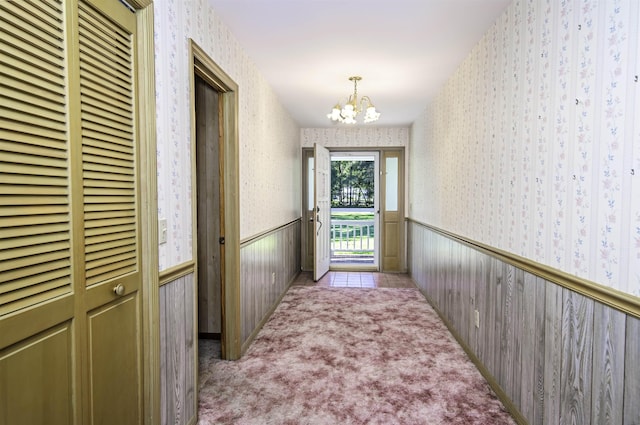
159,218 -> 167,244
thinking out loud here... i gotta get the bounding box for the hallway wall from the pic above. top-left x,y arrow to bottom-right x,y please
409,0 -> 640,297
154,0 -> 301,271
153,2 -> 301,424
408,221 -> 640,425
240,220 -> 301,349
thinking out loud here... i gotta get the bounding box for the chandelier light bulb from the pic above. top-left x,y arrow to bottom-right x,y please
342,104 -> 355,119
364,105 -> 380,123
327,104 -> 342,120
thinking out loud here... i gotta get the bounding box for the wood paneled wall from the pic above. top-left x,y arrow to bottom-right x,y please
159,273 -> 196,425
240,220 -> 301,348
407,220 -> 640,425
157,220 -> 300,424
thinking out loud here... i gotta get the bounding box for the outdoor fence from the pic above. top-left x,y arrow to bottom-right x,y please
330,219 -> 375,262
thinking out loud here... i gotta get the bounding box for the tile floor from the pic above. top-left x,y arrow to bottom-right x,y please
292,271 -> 417,288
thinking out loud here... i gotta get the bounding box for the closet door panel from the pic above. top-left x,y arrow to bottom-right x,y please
0,2 -> 77,423
77,1 -> 142,423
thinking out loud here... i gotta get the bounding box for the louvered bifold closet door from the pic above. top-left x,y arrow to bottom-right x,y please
77,2 -> 142,423
0,0 -> 74,333
78,0 -> 140,309
0,1 -> 76,424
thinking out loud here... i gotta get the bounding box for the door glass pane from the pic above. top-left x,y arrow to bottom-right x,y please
308,157 -> 314,210
385,157 -> 398,212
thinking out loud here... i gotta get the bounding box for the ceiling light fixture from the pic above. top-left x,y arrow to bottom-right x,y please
327,76 -> 380,124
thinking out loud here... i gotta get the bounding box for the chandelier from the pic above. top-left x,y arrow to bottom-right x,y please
327,76 -> 381,124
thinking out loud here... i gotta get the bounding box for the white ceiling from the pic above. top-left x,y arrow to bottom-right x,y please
208,0 -> 512,128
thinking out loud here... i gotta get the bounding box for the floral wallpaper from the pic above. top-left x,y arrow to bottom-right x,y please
409,0 -> 640,297
154,0 -> 301,270
301,127 -> 409,148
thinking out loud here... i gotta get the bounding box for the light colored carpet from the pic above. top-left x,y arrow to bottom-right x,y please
198,286 -> 515,424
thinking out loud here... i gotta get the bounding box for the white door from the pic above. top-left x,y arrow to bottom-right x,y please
313,143 -> 331,280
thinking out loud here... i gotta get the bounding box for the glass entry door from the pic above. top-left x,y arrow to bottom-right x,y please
329,152 -> 380,269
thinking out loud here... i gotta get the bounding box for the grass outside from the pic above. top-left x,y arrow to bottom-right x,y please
331,211 -> 375,220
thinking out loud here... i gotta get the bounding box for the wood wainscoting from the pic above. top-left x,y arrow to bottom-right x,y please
159,271 -> 197,425
407,220 -> 640,425
156,219 -> 300,425
240,219 -> 302,351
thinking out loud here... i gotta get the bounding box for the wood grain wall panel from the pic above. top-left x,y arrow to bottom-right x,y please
159,273 -> 196,425
499,264 -> 515,401
467,248 -> 478,355
159,225 -> 302,425
195,76 -> 221,336
513,268 -> 524,408
445,240 -> 456,328
406,221 -> 639,425
459,246 -> 467,343
520,272 -> 537,420
543,280 -> 563,425
624,316 -> 640,425
239,244 -> 250,343
460,245 -> 472,344
532,276 -> 546,425
184,277 -> 196,420
160,281 -> 178,423
159,288 -> 168,425
473,251 -> 488,362
591,302 -> 625,425
240,220 -> 301,349
560,289 -> 594,425
490,258 -> 503,379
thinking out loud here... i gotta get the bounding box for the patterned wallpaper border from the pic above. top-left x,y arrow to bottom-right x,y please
301,127 -> 409,148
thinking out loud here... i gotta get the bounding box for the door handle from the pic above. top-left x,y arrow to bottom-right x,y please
316,215 -> 323,235
113,283 -> 125,296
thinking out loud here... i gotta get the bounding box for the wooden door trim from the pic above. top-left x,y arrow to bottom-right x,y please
131,3 -> 159,424
380,148 -> 405,272
302,147 -> 405,272
189,40 -> 242,361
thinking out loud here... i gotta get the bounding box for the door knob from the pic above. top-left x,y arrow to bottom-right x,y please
113,284 -> 125,296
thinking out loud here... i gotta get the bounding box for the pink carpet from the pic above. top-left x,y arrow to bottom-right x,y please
198,286 -> 515,424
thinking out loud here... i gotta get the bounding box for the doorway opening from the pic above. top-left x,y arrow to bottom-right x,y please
330,152 -> 379,268
303,147 -> 405,275
191,40 -> 242,363
194,72 -> 223,358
